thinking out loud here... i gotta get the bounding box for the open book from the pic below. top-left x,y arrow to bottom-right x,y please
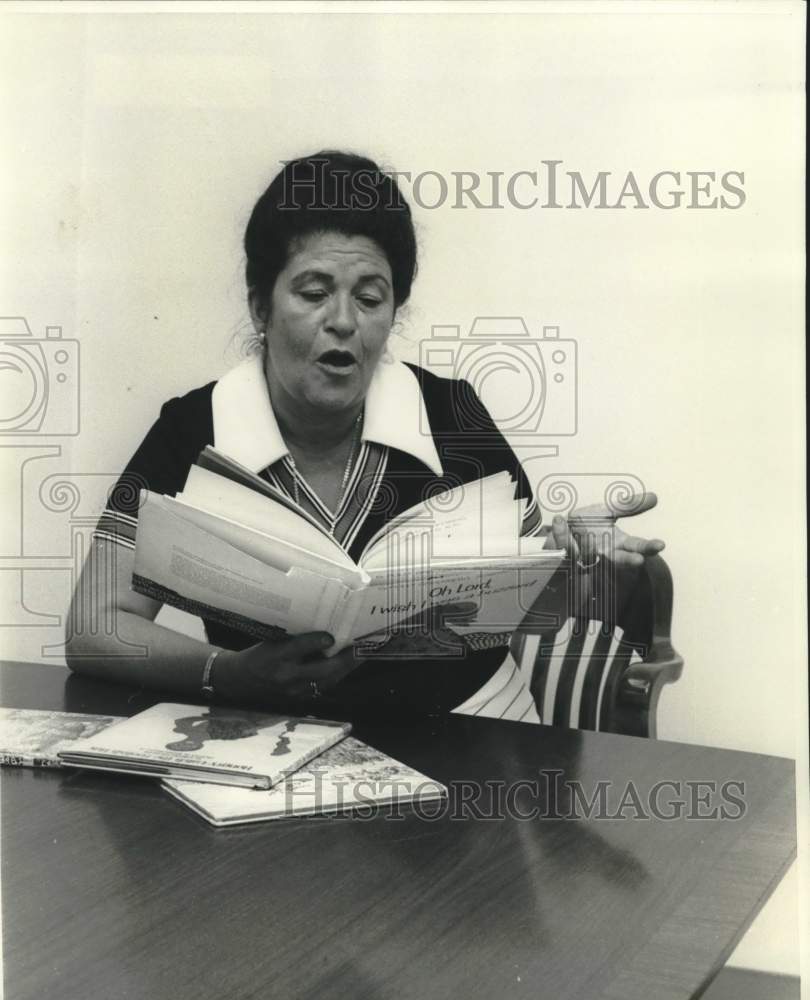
132,447 -> 564,653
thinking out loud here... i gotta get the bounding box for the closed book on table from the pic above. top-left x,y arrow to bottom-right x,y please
1,708 -> 122,768
58,703 -> 350,789
163,736 -> 447,826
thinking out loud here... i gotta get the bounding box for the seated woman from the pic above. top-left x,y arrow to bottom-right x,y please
65,151 -> 663,721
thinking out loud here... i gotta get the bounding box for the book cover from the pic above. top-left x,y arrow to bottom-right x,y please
58,703 -> 351,789
0,708 -> 123,768
163,736 -> 447,826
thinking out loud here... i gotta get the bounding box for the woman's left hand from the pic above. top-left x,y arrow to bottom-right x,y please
546,491 -> 665,569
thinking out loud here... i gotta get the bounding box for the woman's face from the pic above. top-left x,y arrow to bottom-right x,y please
254,231 -> 396,417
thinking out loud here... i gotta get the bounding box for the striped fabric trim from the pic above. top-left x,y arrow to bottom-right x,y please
341,447 -> 389,553
261,443 -> 389,552
262,465 -> 289,500
453,619 -> 642,728
92,509 -> 138,550
536,621 -> 641,728
594,630 -> 629,726
277,454 -> 335,524
520,496 -> 545,537
452,652 -> 541,724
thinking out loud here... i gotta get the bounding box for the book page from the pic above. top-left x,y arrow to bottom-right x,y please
197,447 -> 316,522
361,504 -> 527,569
360,473 -> 524,566
167,496 -> 363,587
133,492 -> 340,635
182,464 -> 352,567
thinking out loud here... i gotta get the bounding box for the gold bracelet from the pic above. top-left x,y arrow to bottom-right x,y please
201,648 -> 222,700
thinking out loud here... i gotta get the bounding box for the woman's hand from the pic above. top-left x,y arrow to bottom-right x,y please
213,632 -> 362,708
545,491 -> 665,569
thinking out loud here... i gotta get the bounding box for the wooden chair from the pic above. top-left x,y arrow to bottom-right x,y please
511,554 -> 683,739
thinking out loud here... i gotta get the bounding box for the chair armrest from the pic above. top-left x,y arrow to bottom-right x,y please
610,642 -> 684,739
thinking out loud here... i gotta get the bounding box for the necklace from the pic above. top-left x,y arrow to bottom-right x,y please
287,413 -> 363,537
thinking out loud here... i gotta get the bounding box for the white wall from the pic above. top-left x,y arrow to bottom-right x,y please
1,5 -> 805,976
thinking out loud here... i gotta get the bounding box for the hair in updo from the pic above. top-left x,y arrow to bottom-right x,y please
244,151 -> 417,313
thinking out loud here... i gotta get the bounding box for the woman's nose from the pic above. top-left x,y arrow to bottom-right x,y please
324,294 -> 357,338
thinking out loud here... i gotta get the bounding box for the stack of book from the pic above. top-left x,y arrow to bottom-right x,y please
0,705 -> 445,827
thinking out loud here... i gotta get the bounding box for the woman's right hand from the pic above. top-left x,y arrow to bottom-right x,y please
213,632 -> 358,709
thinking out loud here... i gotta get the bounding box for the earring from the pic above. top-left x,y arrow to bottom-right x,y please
258,328 -> 267,347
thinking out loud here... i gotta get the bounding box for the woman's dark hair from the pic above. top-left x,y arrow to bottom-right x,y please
244,151 -> 417,312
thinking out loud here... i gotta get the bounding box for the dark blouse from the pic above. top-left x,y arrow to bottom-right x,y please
96,363 -> 543,721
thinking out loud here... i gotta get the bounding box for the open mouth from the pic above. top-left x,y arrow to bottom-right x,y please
316,350 -> 358,373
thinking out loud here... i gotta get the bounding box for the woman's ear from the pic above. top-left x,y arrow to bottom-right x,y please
248,290 -> 270,333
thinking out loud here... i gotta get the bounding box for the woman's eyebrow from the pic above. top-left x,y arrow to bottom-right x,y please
290,269 -> 391,289
290,269 -> 334,287
355,272 -> 391,288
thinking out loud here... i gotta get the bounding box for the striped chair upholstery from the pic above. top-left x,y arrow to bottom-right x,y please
454,555 -> 683,739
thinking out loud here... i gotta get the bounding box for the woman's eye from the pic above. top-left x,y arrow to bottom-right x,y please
357,296 -> 382,308
300,289 -> 327,302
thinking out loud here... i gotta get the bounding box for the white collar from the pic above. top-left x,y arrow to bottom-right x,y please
212,353 -> 444,477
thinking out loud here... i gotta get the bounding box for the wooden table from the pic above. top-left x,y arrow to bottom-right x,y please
0,661 -> 796,1000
